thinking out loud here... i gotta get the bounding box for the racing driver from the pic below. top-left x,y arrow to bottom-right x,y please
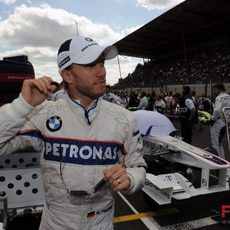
0,36 -> 146,230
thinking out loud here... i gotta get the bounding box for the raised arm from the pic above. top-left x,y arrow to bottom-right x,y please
0,76 -> 57,155
21,76 -> 57,106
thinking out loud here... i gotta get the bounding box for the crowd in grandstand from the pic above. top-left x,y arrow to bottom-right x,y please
114,37 -> 229,89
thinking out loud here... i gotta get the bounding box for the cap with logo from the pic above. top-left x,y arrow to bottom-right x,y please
57,36 -> 118,72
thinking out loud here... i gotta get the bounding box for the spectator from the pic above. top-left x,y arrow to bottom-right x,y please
117,91 -> 128,108
198,94 -> 212,113
165,91 -> 173,108
127,91 -> 139,109
153,92 -> 166,112
191,90 -> 199,109
146,91 -> 156,111
102,85 -> 120,104
137,92 -> 148,110
178,86 -> 196,144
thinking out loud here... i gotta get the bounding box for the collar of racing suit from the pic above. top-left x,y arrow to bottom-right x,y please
64,93 -> 101,125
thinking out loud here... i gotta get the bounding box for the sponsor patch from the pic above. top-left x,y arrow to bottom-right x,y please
44,139 -> 121,165
46,116 -> 62,132
59,56 -> 70,68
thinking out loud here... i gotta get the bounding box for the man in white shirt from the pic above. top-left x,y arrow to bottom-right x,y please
102,85 -> 120,104
137,92 -> 148,110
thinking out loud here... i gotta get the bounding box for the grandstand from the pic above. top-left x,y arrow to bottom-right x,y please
113,0 -> 230,97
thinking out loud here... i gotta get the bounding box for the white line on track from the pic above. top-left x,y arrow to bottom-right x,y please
118,191 -> 218,230
118,191 -> 160,229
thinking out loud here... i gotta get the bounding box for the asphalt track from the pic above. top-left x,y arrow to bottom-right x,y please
5,125 -> 230,230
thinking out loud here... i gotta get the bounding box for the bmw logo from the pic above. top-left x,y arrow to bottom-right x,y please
46,116 -> 62,132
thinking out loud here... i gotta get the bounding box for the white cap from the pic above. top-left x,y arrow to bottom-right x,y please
57,36 -> 118,72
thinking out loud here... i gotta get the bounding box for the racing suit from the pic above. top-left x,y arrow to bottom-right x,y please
210,92 -> 230,158
0,93 -> 146,230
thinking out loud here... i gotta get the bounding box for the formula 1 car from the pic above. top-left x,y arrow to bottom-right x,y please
133,110 -> 230,205
142,135 -> 230,205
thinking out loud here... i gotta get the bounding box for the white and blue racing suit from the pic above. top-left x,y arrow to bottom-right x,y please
210,91 -> 230,158
0,93 -> 146,230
